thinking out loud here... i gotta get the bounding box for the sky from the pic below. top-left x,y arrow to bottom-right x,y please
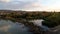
0,0 -> 60,11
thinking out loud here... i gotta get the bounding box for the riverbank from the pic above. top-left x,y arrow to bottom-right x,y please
0,10 -> 60,34
0,17 -> 43,34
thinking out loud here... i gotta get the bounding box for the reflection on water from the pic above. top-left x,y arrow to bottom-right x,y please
30,19 -> 44,26
30,19 -> 49,31
0,19 -> 33,34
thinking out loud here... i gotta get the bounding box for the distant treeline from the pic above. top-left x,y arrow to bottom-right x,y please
0,11 -> 52,19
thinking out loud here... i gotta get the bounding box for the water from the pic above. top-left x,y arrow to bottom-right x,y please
0,19 -> 33,34
29,19 -> 60,34
29,19 -> 44,26
29,19 -> 49,31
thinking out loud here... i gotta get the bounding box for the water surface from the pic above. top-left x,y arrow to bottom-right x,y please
0,19 -> 33,34
29,19 -> 49,31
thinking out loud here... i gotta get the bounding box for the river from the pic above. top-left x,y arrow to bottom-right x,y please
0,19 -> 33,34
29,19 -> 49,31
30,19 -> 60,34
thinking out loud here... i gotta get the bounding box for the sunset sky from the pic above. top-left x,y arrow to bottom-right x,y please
0,0 -> 60,11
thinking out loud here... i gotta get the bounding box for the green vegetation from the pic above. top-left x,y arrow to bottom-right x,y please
0,10 -> 60,28
0,10 -> 60,34
42,12 -> 60,28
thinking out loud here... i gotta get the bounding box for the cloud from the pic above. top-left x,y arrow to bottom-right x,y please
0,0 -> 11,2
0,0 -> 60,11
0,0 -> 39,10
0,0 -> 47,11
